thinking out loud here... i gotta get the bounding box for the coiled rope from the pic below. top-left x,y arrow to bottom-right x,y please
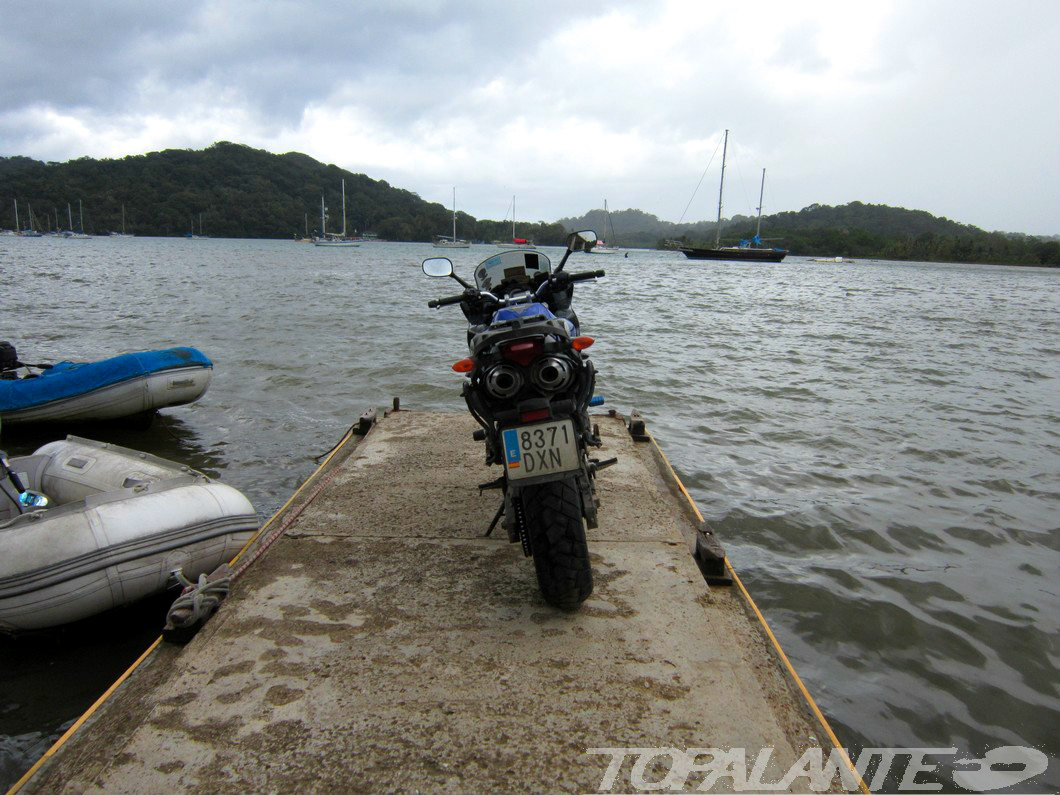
163,567 -> 232,639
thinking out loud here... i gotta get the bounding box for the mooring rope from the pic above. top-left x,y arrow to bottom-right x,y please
676,136 -> 724,226
164,568 -> 232,631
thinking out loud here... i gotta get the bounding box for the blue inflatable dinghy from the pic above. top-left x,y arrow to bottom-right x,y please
0,347 -> 213,426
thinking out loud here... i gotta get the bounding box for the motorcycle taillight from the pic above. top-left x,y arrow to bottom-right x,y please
501,340 -> 543,367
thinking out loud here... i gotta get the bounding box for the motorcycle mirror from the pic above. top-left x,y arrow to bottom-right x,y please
566,230 -> 598,253
422,257 -> 454,278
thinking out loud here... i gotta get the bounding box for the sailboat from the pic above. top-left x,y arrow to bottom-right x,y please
675,130 -> 787,262
63,201 -> 91,238
1,202 -> 15,236
186,213 -> 209,239
19,203 -> 42,237
495,195 -> 534,248
591,199 -> 621,254
110,204 -> 134,237
314,179 -> 358,247
294,213 -> 312,242
434,187 -> 470,248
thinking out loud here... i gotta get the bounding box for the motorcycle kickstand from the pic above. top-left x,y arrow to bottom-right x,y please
590,457 -> 619,473
483,501 -> 504,538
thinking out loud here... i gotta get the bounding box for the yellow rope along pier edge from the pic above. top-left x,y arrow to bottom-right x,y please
647,433 -> 871,795
5,427 -> 358,795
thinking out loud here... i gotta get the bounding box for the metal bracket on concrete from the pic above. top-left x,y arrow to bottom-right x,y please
626,409 -> 650,442
354,408 -> 378,435
693,522 -> 733,586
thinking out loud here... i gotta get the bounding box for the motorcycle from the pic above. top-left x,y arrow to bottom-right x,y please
422,230 -> 614,608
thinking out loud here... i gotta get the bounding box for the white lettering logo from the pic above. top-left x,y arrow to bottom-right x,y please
585,745 -> 1048,793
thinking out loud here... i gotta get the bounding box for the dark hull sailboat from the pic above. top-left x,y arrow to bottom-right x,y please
678,129 -> 787,263
678,245 -> 787,262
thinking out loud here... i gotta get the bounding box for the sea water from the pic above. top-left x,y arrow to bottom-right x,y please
1,237 -> 1057,790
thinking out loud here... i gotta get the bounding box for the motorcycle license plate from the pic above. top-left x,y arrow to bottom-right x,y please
502,420 -> 579,481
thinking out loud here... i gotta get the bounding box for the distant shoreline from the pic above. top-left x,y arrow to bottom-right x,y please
2,233 -> 1056,269
4,144 -> 1057,267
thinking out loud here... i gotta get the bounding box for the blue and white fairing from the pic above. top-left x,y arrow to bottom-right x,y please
490,303 -> 578,337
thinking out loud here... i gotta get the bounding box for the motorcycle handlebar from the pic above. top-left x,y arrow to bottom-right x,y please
569,269 -> 605,282
427,294 -> 466,308
430,272 -> 603,308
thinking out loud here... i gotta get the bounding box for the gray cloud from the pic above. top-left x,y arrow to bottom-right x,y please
1,0 -> 1057,234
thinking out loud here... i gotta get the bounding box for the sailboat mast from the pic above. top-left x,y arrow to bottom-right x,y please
755,168 -> 766,239
512,195 -> 516,241
341,179 -> 347,238
68,204 -> 73,232
605,198 -> 617,245
452,187 -> 457,240
13,200 -> 18,232
320,196 -> 326,237
79,199 -> 85,233
715,129 -> 728,248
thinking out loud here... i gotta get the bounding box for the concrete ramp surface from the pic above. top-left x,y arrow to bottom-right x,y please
22,411 -> 835,794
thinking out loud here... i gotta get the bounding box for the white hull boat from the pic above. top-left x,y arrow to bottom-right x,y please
1,366 -> 212,425
591,199 -> 622,254
494,194 -> 535,248
0,437 -> 258,632
313,238 -> 359,247
0,347 -> 213,426
434,187 -> 470,248
313,180 -> 359,247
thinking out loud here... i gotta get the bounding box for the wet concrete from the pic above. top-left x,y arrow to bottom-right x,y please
21,411 -> 835,794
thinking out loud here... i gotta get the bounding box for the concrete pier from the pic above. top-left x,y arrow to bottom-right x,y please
18,410 -> 851,794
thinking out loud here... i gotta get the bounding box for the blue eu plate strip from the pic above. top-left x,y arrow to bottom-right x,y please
502,429 -> 522,469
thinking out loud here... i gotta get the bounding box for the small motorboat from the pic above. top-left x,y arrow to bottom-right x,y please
0,436 -> 258,632
0,345 -> 213,426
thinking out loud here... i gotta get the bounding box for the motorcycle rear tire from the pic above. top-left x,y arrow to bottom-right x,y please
522,478 -> 593,609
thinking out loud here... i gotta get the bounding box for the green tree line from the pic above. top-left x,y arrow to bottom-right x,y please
561,202 -> 1059,266
0,142 -> 571,245
3,143 -> 1056,265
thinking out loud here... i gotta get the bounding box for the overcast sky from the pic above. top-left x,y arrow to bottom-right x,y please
2,0 -> 1057,234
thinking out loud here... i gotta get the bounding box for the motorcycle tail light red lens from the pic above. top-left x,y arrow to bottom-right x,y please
571,336 -> 594,350
520,408 -> 550,423
501,340 -> 543,367
452,358 -> 474,373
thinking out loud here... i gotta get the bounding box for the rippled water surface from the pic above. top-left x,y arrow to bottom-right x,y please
2,237 -> 1058,790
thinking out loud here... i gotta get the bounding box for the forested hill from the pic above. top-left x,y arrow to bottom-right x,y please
3,143 -> 1055,265
0,143 -> 569,244
560,203 -> 1059,266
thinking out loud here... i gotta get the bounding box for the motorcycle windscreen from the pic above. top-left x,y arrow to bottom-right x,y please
474,250 -> 551,291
